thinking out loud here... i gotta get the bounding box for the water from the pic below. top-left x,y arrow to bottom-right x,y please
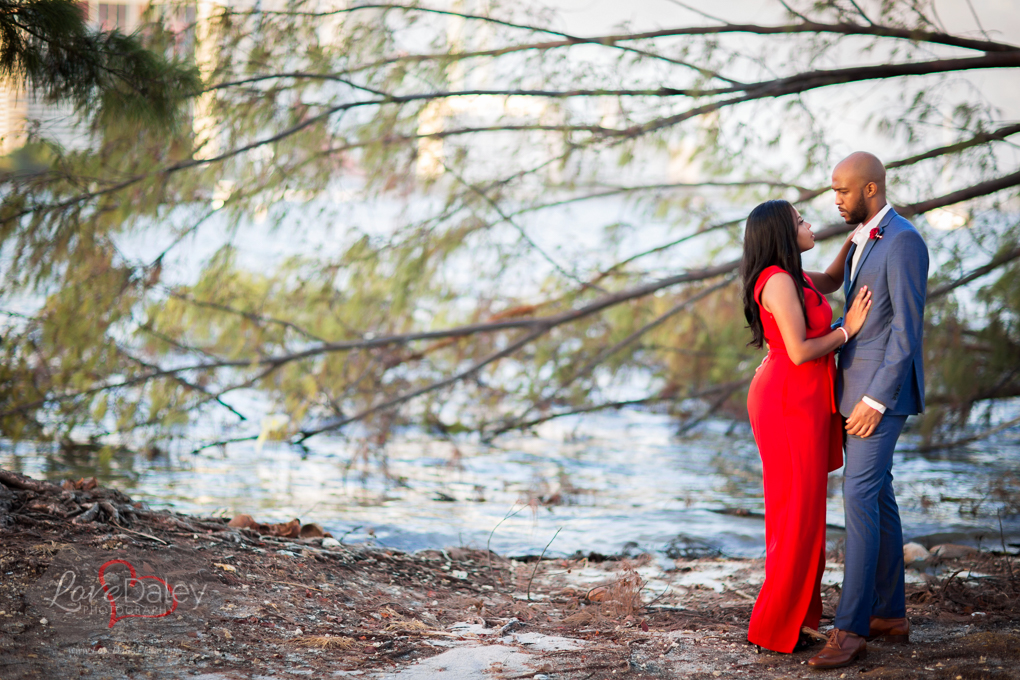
4,408 -> 1019,558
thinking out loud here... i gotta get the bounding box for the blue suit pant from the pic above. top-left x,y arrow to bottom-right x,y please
834,414 -> 908,636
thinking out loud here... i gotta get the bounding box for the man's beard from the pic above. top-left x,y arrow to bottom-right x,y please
845,199 -> 869,224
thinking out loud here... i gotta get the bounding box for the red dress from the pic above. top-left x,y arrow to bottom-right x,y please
746,265 -> 843,653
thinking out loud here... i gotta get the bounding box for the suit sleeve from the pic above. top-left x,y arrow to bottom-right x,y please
864,228 -> 928,408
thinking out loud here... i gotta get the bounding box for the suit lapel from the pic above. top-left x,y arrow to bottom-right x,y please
843,243 -> 856,300
847,208 -> 897,294
848,238 -> 877,294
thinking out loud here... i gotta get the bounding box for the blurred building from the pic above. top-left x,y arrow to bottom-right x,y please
0,0 -> 154,154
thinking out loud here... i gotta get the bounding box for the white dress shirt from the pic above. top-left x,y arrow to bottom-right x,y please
848,203 -> 891,414
850,203 -> 891,280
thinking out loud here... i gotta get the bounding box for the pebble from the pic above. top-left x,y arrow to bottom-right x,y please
930,544 -> 978,559
903,542 -> 930,563
321,538 -> 342,549
39,618 -> 47,626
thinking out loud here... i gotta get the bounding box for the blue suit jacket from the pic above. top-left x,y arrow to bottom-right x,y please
836,208 -> 928,417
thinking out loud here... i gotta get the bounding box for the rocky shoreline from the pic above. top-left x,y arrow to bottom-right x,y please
1,470 -> 1019,679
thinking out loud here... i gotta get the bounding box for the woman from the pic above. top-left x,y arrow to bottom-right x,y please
741,199 -> 871,654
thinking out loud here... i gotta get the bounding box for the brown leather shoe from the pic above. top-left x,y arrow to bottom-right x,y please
807,629 -> 867,669
868,616 -> 909,643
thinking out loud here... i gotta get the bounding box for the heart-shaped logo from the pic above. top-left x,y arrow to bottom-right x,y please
98,559 -> 178,628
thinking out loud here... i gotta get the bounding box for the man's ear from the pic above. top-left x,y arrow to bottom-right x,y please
864,181 -> 877,198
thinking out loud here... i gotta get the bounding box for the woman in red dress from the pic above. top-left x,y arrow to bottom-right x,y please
741,199 -> 871,653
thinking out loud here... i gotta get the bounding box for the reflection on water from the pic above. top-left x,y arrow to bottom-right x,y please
3,410 -> 1019,558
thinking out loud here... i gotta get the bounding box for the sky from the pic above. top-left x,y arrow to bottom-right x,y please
547,0 -> 1020,100
548,0 -> 1019,42
543,0 -> 1020,119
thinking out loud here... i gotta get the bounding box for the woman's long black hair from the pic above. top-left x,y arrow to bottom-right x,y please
740,199 -> 809,349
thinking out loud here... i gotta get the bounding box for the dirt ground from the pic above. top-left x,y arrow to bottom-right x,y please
2,471 -> 1019,679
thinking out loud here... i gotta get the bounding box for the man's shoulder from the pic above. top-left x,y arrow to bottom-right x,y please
885,211 -> 926,238
884,211 -> 926,245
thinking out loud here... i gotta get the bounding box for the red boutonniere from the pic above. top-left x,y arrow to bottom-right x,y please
869,227 -> 883,240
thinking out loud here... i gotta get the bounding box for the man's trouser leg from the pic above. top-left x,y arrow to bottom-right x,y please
834,414 -> 907,636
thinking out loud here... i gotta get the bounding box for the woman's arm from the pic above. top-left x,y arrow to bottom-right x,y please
806,232 -> 854,294
761,272 -> 871,365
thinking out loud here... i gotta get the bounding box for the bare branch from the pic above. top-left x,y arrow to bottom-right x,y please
334,19 -> 1020,76
235,4 -> 1020,54
900,169 -> 1020,216
241,3 -> 746,82
964,0 -> 992,43
846,1 -> 875,26
676,378 -> 750,435
928,245 -> 1020,299
441,161 -> 599,291
913,414 -> 1020,452
633,53 -> 1020,138
887,124 -> 1020,170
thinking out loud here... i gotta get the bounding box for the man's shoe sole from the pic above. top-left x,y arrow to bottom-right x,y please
808,648 -> 867,669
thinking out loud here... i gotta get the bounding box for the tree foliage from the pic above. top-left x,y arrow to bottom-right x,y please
0,0 -> 1018,451
0,0 -> 199,130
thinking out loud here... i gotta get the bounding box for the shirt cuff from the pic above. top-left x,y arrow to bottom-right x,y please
862,395 -> 887,414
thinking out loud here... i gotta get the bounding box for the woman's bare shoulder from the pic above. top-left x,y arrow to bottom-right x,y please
760,271 -> 798,313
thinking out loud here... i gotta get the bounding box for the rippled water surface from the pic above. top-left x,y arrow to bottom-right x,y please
4,410 -> 1019,558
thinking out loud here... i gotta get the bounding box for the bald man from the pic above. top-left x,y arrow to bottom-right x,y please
808,153 -> 929,669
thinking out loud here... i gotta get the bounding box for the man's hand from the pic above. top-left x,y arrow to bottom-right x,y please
846,400 -> 883,438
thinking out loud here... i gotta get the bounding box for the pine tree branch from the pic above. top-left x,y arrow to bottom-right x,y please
7,53 -> 1018,229
0,0 -> 198,127
163,289 -> 329,344
489,274 -> 739,437
295,325 -> 551,442
5,166 -> 1019,422
486,378 -> 753,436
115,346 -> 248,422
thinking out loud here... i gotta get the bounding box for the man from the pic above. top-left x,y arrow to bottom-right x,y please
808,152 -> 928,670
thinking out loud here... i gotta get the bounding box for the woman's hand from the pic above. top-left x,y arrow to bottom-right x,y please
843,285 -> 873,337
